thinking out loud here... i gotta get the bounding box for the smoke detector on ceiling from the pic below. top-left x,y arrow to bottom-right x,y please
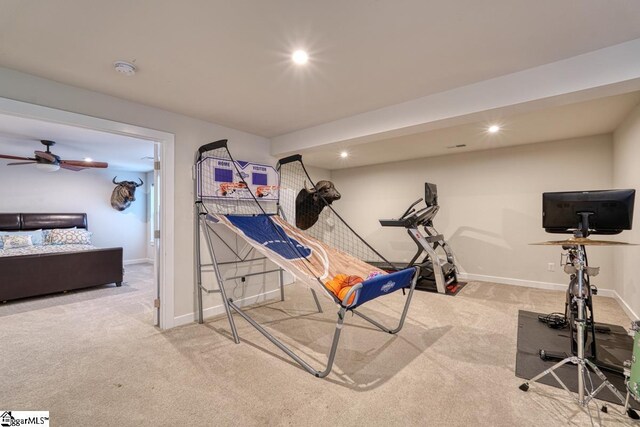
113,61 -> 136,76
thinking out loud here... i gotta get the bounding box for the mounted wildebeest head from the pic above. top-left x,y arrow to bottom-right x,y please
295,180 -> 341,230
111,176 -> 144,211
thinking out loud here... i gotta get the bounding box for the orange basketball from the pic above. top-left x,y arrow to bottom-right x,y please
344,275 -> 364,287
338,286 -> 356,305
325,279 -> 342,296
333,274 -> 348,283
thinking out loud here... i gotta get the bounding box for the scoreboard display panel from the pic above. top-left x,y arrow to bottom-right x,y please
199,157 -> 279,201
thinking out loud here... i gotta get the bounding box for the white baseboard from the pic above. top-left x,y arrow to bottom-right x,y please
458,272 -> 567,292
608,290 -> 640,321
458,272 -> 638,320
173,286 -> 285,327
123,258 -> 153,265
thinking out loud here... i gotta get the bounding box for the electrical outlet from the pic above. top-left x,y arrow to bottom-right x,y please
548,262 -> 555,272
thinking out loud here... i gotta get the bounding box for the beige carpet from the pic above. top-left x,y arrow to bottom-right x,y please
0,264 -> 636,426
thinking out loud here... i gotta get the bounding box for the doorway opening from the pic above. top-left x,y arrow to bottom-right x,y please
0,97 -> 175,329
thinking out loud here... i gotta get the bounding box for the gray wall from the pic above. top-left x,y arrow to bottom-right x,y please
0,165 -> 148,262
330,135 -> 615,289
613,102 -> 640,317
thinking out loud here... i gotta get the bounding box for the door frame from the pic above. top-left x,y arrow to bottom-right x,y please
0,96 -> 176,329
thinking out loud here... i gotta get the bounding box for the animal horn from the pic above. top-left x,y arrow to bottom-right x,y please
304,180 -> 315,193
112,176 -> 122,185
135,178 -> 144,187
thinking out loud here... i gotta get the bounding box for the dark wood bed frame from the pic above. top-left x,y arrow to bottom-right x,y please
0,213 -> 123,302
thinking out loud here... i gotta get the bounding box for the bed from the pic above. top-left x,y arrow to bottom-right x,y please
0,213 -> 123,302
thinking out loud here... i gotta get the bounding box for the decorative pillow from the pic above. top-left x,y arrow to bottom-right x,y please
1,229 -> 44,246
47,228 -> 92,245
3,234 -> 33,249
43,227 -> 76,245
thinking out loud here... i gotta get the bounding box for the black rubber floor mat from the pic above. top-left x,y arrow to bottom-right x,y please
515,310 -> 638,409
415,280 -> 467,296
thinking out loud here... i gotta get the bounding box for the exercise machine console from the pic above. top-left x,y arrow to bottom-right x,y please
379,183 -> 460,294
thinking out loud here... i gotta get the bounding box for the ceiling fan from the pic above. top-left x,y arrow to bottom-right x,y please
0,140 -> 108,172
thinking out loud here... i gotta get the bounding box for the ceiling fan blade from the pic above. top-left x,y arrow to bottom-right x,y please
59,163 -> 85,171
35,150 -> 57,162
0,154 -> 33,161
61,160 -> 108,169
7,161 -> 37,166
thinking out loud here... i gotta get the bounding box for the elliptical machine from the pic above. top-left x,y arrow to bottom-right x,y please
379,183 -> 461,294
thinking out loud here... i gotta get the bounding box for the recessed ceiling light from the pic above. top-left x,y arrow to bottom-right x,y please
84,157 -> 93,162
488,125 -> 500,133
292,50 -> 309,65
113,61 -> 136,76
340,151 -> 348,158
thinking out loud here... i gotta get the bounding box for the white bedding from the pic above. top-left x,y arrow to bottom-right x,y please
0,244 -> 98,258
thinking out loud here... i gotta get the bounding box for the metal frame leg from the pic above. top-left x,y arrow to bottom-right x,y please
224,271 -> 419,378
584,358 -> 627,405
201,215 -> 240,344
310,289 -> 323,313
625,391 -> 631,413
279,268 -> 285,302
407,229 -> 447,293
202,262 -> 418,378
276,266 -> 322,314
352,270 -> 418,334
425,224 -> 459,275
228,300 -> 346,378
195,208 -> 204,324
522,356 -> 579,401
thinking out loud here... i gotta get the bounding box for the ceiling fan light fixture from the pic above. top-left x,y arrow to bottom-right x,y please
0,140 -> 107,172
113,61 -> 136,76
36,163 -> 60,172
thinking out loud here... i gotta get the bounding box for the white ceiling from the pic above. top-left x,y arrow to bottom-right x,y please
1,1 -> 640,137
301,91 -> 640,170
0,113 -> 154,172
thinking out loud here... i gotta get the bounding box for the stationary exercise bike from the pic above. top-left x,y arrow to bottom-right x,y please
379,183 -> 460,294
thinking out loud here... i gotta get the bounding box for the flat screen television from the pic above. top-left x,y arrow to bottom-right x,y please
542,189 -> 635,235
425,183 -> 438,207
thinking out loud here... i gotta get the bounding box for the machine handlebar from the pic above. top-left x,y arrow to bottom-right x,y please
380,198 -> 439,229
400,198 -> 424,220
414,206 -> 430,218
